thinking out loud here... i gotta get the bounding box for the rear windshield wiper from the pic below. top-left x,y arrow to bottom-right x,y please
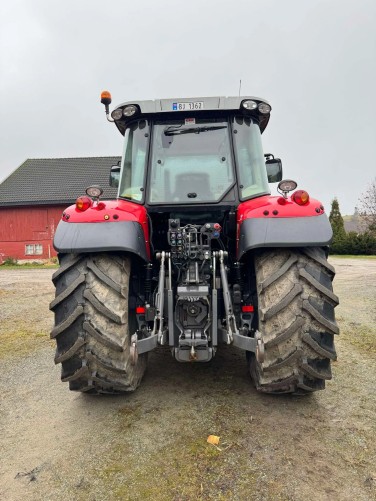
164,125 -> 226,136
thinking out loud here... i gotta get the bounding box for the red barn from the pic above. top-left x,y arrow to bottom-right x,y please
0,157 -> 119,263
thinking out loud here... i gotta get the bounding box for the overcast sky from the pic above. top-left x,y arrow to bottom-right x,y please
1,0 -> 375,214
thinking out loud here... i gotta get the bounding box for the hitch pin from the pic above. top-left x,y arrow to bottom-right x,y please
189,345 -> 198,361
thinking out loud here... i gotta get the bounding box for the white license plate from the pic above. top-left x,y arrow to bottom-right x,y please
172,101 -> 204,111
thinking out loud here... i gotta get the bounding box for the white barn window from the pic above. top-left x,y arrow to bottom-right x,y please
25,244 -> 43,255
25,244 -> 34,255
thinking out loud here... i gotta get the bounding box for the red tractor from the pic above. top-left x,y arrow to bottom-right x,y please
50,92 -> 338,394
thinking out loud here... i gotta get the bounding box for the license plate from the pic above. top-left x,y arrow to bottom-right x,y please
172,101 -> 204,111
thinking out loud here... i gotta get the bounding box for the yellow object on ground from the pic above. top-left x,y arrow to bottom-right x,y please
207,435 -> 220,445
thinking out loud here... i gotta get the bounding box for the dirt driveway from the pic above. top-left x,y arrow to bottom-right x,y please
0,257 -> 375,501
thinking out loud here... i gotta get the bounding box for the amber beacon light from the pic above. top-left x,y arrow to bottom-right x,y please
100,90 -> 112,105
100,90 -> 115,122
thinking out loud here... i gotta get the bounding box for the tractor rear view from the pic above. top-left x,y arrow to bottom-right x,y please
50,93 -> 338,394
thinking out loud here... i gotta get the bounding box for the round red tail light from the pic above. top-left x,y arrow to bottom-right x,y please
292,190 -> 310,205
76,196 -> 92,211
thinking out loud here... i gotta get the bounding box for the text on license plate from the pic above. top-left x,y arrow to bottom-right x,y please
172,102 -> 204,111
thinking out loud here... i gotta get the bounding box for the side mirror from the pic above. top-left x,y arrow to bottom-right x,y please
109,165 -> 120,188
265,157 -> 283,183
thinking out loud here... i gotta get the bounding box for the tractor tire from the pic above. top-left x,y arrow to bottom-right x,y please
249,247 -> 339,394
50,253 -> 147,394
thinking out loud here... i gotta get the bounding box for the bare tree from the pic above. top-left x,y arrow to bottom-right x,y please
356,178 -> 376,234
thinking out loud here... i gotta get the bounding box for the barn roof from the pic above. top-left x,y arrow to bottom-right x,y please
0,157 -> 120,207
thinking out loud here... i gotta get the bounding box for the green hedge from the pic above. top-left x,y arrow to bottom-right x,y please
329,231 -> 376,255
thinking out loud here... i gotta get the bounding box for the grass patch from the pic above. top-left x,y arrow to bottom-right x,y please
341,325 -> 376,355
93,403 -> 287,501
0,327 -> 52,359
0,264 -> 58,269
99,436 -> 252,501
117,404 -> 142,430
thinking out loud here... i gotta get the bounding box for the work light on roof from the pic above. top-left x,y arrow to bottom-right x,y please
111,109 -> 123,120
258,102 -> 271,114
123,105 -> 138,117
242,100 -> 258,110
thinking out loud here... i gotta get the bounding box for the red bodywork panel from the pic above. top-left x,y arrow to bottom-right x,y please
236,194 -> 325,248
60,194 -> 325,262
62,199 -> 150,260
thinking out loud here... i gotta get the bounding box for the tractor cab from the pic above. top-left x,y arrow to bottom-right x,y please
105,95 -> 281,207
103,94 -> 283,254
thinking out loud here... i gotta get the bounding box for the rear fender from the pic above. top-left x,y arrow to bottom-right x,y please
54,199 -> 150,261
237,195 -> 332,260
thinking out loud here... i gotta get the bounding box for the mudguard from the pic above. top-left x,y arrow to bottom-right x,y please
237,195 -> 332,260
237,214 -> 332,259
54,220 -> 149,261
53,199 -> 150,261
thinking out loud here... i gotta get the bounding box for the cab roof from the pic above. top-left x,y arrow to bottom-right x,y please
112,96 -> 271,135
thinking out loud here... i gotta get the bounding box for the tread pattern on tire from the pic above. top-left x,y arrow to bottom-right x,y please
250,247 -> 339,394
50,253 -> 147,394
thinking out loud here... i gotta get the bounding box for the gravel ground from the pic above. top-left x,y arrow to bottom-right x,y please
0,258 -> 375,501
